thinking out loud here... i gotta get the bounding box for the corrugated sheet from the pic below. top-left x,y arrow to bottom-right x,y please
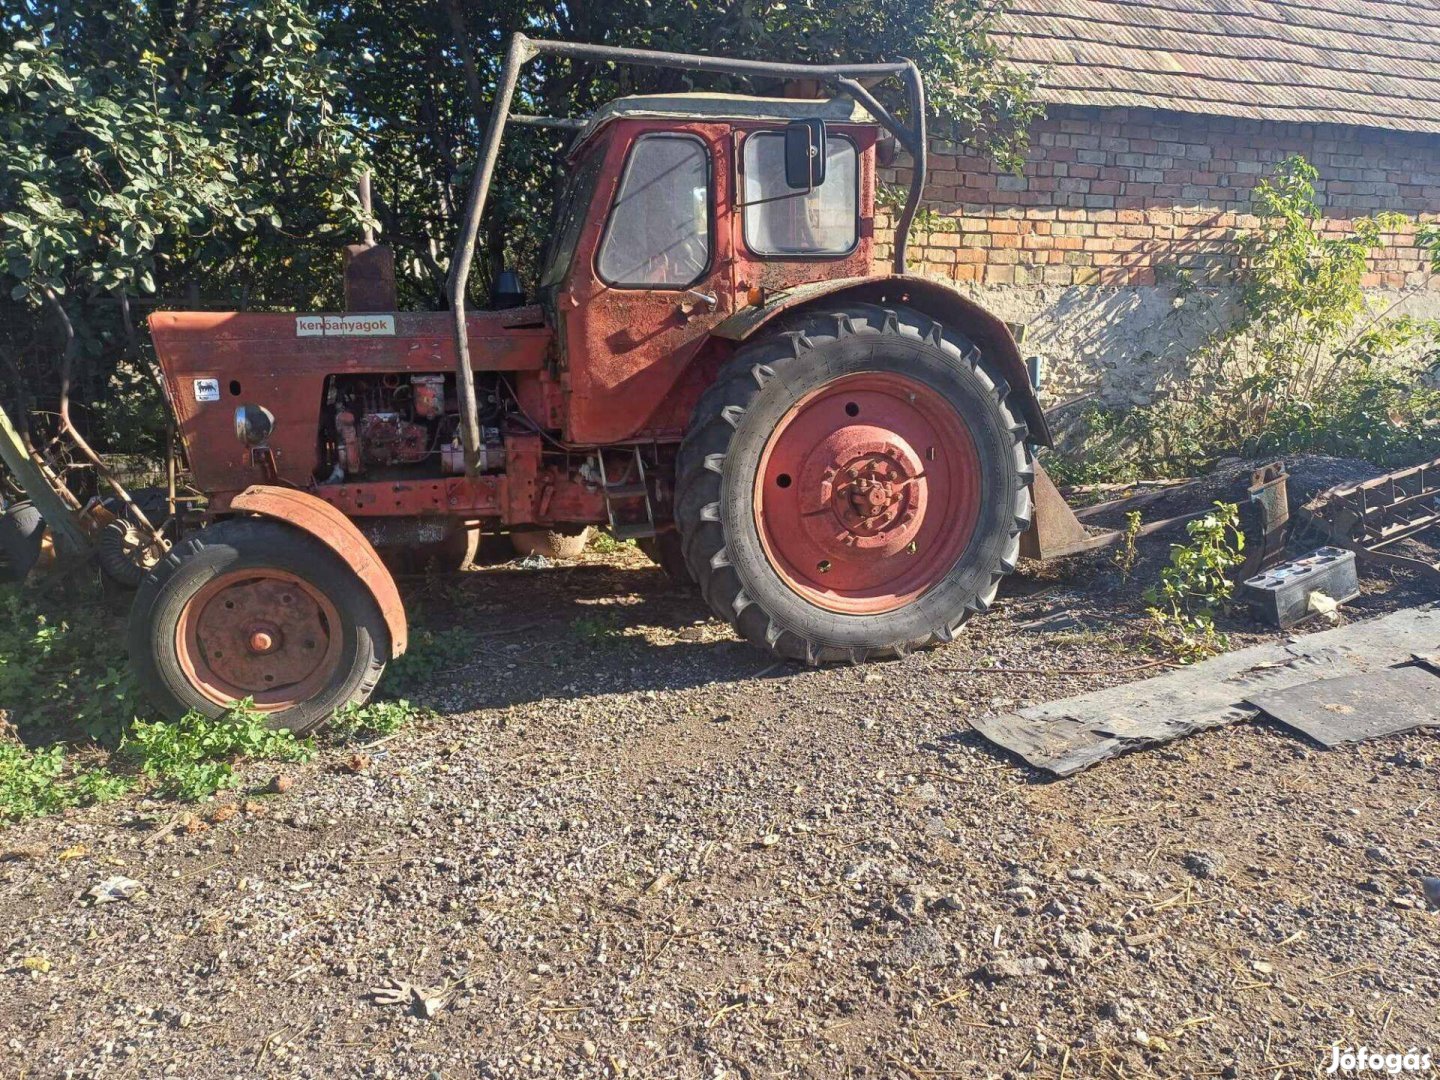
995,0 -> 1440,134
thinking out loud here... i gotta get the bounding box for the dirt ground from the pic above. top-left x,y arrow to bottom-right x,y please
1,460 -> 1437,1079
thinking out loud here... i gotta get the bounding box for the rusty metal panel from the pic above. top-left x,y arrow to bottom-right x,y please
556,119 -> 882,445
1245,665 -> 1440,748
1019,462 -> 1092,561
970,605 -> 1440,776
1299,455 -> 1440,583
229,485 -> 408,658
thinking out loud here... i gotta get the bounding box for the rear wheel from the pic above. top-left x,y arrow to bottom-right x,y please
674,304 -> 1033,664
637,531 -> 692,585
128,518 -> 389,732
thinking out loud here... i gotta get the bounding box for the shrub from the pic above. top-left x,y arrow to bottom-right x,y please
1050,156 -> 1440,482
1144,502 -> 1246,661
122,700 -> 314,801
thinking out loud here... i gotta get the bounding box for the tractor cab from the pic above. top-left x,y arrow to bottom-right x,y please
535,93 -> 882,443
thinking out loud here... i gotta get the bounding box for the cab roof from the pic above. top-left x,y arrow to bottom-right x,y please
570,92 -> 876,153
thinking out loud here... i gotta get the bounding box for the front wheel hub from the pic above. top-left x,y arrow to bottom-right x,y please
756,372 -> 981,614
175,570 -> 342,711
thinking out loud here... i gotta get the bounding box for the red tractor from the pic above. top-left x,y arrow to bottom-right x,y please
116,36 -> 1088,729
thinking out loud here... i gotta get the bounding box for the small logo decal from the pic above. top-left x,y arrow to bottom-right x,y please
296,314 -> 396,337
193,378 -> 220,403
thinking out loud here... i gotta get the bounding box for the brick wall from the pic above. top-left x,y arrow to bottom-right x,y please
875,105 -> 1440,290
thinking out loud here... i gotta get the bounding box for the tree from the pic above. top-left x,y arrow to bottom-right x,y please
0,0 -> 364,450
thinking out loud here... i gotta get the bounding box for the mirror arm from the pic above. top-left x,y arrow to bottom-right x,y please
735,186 -> 814,209
836,68 -> 924,275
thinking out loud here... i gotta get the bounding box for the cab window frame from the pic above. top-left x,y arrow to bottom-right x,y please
739,129 -> 860,260
595,131 -> 715,291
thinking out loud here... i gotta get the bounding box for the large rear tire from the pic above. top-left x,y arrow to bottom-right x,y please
128,518 -> 389,732
674,304 -> 1033,664
637,531 -> 693,585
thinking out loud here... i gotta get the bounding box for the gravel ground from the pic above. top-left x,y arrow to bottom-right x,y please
1,463 -> 1438,1079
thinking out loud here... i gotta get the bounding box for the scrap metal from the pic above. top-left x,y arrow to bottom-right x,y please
1298,454 -> 1440,583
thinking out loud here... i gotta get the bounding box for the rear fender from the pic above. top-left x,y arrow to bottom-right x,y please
228,486 -> 407,657
711,274 -> 1051,446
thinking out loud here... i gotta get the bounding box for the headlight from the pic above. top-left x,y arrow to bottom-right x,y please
234,404 -> 275,446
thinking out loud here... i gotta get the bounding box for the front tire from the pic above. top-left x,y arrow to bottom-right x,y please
674,304 -> 1033,664
128,518 -> 389,732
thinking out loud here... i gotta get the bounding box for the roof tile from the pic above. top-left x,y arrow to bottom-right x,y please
995,0 -> 1440,133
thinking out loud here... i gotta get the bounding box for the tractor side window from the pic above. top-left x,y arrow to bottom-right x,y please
743,133 -> 858,256
597,134 -> 710,288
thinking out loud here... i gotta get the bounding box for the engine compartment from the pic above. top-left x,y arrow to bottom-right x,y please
320,372 -> 506,483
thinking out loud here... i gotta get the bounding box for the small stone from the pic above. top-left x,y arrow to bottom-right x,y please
759,833 -> 780,847
978,957 -> 1050,981
1420,876 -> 1440,910
1364,845 -> 1395,866
1182,850 -> 1224,880
1114,870 -> 1153,891
1132,1029 -> 1171,1053
1058,931 -> 1096,959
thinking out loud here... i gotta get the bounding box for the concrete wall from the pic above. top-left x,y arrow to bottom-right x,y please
872,106 -> 1440,412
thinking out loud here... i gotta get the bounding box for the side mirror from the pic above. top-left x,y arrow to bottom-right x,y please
783,118 -> 827,190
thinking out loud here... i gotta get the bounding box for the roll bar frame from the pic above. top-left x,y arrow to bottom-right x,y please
445,33 -> 929,474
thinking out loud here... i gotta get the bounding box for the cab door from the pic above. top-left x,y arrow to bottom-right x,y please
557,123 -> 733,445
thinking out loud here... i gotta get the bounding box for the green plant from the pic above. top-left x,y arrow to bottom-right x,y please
570,612 -> 624,643
328,698 -> 425,741
876,184 -> 958,235
1144,502 -> 1246,661
589,530 -> 635,555
0,588 -> 142,742
1113,510 -> 1142,583
122,700 -> 314,801
1049,156 -> 1440,483
382,626 -> 476,695
0,740 -> 130,821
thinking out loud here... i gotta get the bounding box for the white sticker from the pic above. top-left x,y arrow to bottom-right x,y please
193,378 -> 220,403
296,314 -> 395,337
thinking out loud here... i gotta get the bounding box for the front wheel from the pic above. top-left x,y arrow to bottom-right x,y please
128,518 -> 389,732
674,304 -> 1033,664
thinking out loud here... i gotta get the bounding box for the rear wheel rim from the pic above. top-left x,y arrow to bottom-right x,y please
754,371 -> 982,615
175,569 -> 343,711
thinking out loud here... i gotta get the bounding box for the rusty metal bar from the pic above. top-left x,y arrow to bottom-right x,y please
1298,454 -> 1440,582
448,33 -> 535,475
0,402 -> 92,558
